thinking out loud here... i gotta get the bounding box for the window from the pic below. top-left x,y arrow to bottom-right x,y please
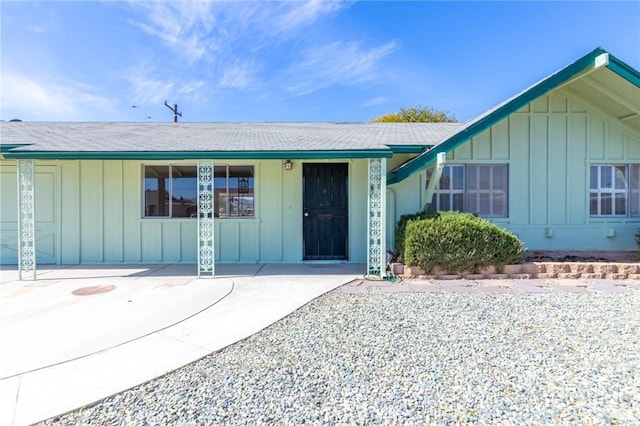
143,164 -> 255,218
427,165 -> 465,212
590,164 -> 640,217
215,165 -> 255,218
426,164 -> 508,218
144,165 -> 197,218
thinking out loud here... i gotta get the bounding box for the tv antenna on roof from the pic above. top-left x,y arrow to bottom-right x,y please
164,100 -> 182,122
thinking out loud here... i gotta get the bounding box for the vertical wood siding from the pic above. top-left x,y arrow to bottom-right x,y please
0,163 -> 57,264
0,158 -> 371,264
390,91 -> 640,251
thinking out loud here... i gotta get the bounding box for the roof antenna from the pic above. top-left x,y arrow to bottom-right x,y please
164,100 -> 182,122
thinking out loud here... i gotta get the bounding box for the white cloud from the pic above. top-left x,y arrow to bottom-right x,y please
130,2 -> 218,63
125,2 -> 395,103
274,1 -> 349,34
129,1 -> 350,64
0,72 -> 114,121
178,80 -> 208,98
284,41 -> 397,95
126,74 -> 175,105
218,61 -> 257,89
21,5 -> 58,34
362,96 -> 386,108
24,25 -> 46,33
125,66 -> 208,105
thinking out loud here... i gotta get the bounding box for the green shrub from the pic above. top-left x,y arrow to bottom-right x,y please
394,211 -> 439,263
404,211 -> 524,273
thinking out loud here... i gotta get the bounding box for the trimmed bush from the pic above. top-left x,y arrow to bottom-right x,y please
404,211 -> 524,273
394,211 -> 439,263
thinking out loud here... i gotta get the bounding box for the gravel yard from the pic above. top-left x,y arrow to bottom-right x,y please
44,290 -> 640,425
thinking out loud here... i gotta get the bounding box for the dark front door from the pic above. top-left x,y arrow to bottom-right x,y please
303,163 -> 348,260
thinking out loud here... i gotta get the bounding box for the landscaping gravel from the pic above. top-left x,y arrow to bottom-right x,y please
44,291 -> 640,425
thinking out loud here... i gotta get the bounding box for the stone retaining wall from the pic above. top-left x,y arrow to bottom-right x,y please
394,262 -> 640,280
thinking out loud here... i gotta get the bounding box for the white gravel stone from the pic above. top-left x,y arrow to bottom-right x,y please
43,292 -> 640,425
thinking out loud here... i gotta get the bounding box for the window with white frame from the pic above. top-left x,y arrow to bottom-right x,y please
426,164 -> 509,218
590,164 -> 640,217
143,164 -> 254,218
427,165 -> 465,211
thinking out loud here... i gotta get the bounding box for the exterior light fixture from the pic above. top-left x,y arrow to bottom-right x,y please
284,160 -> 293,171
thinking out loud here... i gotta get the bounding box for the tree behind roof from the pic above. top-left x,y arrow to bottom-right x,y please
372,106 -> 456,123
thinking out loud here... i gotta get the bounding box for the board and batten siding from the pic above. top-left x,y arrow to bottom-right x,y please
389,92 -> 640,251
0,162 -> 58,264
0,158 -> 370,265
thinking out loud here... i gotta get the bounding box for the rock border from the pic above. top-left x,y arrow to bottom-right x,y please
393,262 -> 640,280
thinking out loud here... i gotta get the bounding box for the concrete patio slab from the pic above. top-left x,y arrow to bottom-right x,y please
0,263 -> 364,426
11,332 -> 212,426
0,271 -> 234,378
0,376 -> 20,426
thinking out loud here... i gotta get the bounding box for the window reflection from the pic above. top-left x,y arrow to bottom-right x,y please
143,164 -> 255,219
215,165 -> 255,218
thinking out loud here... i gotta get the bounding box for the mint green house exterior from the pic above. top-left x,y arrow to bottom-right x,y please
1,47 -> 639,278
389,48 -> 640,257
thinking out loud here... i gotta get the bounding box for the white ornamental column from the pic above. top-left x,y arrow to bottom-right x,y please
17,159 -> 36,280
367,158 -> 387,277
197,160 -> 215,277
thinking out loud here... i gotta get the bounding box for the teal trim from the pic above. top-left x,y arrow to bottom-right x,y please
387,145 -> 432,154
2,149 -> 393,160
0,144 -> 30,153
387,47 -> 616,185
607,55 -> 640,88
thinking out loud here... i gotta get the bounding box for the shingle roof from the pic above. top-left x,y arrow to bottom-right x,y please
0,122 -> 463,159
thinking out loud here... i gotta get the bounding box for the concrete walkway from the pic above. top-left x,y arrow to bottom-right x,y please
0,263 -> 364,426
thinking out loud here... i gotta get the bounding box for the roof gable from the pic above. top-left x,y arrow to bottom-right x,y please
387,47 -> 640,185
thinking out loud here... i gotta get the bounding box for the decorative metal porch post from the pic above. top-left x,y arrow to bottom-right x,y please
17,159 -> 36,280
197,160 -> 215,277
367,158 -> 387,277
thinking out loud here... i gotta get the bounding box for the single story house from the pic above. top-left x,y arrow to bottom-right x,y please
1,47 -> 639,279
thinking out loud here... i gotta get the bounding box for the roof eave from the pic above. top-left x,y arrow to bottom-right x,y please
1,149 -> 393,160
387,144 -> 432,154
607,55 -> 640,88
387,47 -> 614,185
0,143 -> 31,153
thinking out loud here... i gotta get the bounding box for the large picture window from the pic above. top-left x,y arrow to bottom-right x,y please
143,164 -> 255,218
426,164 -> 509,218
590,164 -> 640,217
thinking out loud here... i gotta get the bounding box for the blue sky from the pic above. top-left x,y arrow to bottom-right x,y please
1,1 -> 639,123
